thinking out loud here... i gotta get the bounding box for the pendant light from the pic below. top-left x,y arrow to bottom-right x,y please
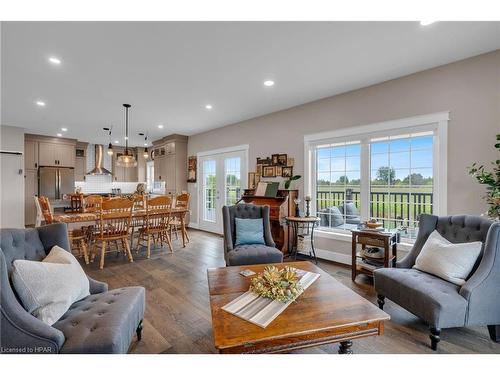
143,133 -> 149,159
116,104 -> 137,168
104,126 -> 113,155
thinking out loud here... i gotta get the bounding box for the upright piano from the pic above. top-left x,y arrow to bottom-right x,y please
238,189 -> 298,255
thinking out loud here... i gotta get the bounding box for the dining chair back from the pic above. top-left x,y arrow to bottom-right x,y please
69,193 -> 84,213
83,195 -> 103,212
34,196 -> 44,227
38,196 -> 54,224
175,193 -> 190,209
93,198 -> 134,269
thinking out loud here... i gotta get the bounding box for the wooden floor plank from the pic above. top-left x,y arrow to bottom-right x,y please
81,229 -> 500,354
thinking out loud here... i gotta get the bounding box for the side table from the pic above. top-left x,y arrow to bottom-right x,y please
351,228 -> 399,281
286,216 -> 320,264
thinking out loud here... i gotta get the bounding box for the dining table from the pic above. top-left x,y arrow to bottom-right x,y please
53,207 -> 190,248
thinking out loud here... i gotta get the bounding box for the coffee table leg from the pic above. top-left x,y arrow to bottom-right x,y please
338,340 -> 353,354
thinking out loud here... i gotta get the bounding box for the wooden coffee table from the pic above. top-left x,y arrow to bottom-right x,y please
207,261 -> 390,354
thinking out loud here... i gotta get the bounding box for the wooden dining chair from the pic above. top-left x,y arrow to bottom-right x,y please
34,196 -> 44,227
68,193 -> 84,213
83,194 -> 103,212
93,197 -> 134,269
38,196 -> 90,264
136,195 -> 174,258
169,192 -> 190,245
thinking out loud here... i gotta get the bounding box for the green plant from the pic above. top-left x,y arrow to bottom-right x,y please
284,175 -> 301,189
468,134 -> 500,219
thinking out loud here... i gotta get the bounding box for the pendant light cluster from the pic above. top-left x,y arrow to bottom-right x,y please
105,126 -> 114,156
116,104 -> 138,168
139,132 -> 149,159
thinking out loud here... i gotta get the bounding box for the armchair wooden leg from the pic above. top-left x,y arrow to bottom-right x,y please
488,325 -> 500,343
136,320 -> 143,341
377,294 -> 385,310
430,327 -> 441,351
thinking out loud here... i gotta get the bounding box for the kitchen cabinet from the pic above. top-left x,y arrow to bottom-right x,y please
152,134 -> 188,195
75,157 -> 86,181
24,140 -> 38,170
38,142 -> 75,167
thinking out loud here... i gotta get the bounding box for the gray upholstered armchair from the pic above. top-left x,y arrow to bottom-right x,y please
374,214 -> 500,351
1,223 -> 145,354
222,204 -> 283,266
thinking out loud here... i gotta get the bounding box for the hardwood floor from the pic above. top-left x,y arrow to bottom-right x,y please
81,229 -> 500,354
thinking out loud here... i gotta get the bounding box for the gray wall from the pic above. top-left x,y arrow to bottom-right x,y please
0,125 -> 25,228
187,50 -> 500,259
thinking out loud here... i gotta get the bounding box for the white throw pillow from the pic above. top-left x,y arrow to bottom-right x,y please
12,246 -> 90,325
413,230 -> 482,286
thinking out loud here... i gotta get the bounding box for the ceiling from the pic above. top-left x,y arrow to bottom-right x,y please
2,21 -> 499,146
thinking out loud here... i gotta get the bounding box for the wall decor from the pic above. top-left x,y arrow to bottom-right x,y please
276,166 -> 283,177
287,157 -> 294,167
256,164 -> 263,176
263,166 -> 277,178
278,154 -> 287,166
187,156 -> 197,182
272,154 -> 280,165
254,173 -> 261,185
282,166 -> 293,178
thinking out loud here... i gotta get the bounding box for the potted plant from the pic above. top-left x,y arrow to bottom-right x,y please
284,174 -> 301,190
468,134 -> 500,219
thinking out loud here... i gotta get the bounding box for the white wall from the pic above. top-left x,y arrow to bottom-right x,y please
0,125 -> 25,228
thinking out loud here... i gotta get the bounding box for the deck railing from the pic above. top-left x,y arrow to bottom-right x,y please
316,190 -> 433,227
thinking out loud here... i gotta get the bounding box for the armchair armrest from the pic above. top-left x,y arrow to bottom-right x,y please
459,222 -> 500,326
88,276 -> 108,294
262,205 -> 276,248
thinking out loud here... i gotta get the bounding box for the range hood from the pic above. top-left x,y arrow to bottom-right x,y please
87,144 -> 112,175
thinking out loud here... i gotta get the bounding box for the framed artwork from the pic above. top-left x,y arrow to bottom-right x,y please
256,157 -> 264,164
278,154 -> 287,166
275,166 -> 283,177
248,172 -> 256,189
282,166 -> 293,178
271,154 -> 280,165
256,164 -> 263,176
254,174 -> 261,185
263,166 -> 276,178
187,156 -> 197,182
287,157 -> 295,167
262,157 -> 272,165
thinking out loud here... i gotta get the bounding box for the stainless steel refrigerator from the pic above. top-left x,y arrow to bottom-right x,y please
39,167 -> 75,199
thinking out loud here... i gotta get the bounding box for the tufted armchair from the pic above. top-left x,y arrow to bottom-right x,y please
1,223 -> 145,354
374,214 -> 500,351
222,204 -> 283,266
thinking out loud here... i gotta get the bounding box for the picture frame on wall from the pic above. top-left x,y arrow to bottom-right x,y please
248,172 -> 256,189
282,166 -> 293,178
278,154 -> 287,166
254,173 -> 261,185
256,164 -> 263,176
272,154 -> 280,165
263,166 -> 276,178
187,156 -> 197,182
287,157 -> 294,167
276,166 -> 283,177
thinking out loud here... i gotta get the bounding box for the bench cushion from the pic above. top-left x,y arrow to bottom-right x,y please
53,286 -> 145,353
228,244 -> 283,266
374,268 -> 468,328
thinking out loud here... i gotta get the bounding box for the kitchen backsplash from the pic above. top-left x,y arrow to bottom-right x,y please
75,175 -> 144,194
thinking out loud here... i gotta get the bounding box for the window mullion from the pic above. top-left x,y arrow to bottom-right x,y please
360,140 -> 370,221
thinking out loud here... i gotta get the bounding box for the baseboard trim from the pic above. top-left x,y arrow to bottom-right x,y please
298,247 -> 408,266
188,222 -> 199,229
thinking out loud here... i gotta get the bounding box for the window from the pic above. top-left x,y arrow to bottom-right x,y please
305,112 -> 448,242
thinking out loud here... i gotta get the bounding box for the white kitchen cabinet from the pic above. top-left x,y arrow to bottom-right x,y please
38,141 -> 75,167
24,169 -> 37,226
24,140 -> 38,170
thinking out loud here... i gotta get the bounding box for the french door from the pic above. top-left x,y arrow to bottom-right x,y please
198,148 -> 247,234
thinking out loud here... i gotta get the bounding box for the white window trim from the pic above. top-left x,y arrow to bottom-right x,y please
304,111 -> 449,244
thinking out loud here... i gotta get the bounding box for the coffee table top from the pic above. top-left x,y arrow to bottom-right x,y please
207,261 -> 390,351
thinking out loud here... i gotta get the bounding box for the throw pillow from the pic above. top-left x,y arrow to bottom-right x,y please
235,218 -> 265,246
12,246 -> 90,325
413,230 -> 482,286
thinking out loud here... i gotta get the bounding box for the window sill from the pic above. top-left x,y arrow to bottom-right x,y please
314,229 -> 414,251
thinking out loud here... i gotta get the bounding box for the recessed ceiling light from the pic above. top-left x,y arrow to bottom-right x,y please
263,80 -> 275,87
114,140 -> 119,144
56,133 -> 62,137
48,57 -> 61,65
61,127 -> 67,132
36,101 -> 46,107
420,21 -> 436,26
144,143 -> 148,146
205,104 -> 213,110
158,124 -> 164,129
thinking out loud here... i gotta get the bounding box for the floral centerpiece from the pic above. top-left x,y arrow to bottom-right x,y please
249,265 -> 303,303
